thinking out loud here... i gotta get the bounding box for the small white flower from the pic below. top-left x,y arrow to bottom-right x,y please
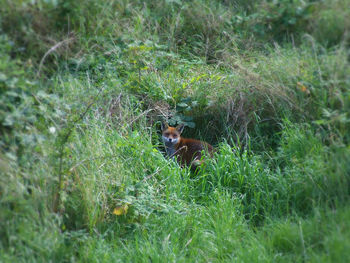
49,126 -> 56,134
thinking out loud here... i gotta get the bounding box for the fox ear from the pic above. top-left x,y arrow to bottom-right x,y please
161,121 -> 169,131
176,123 -> 185,134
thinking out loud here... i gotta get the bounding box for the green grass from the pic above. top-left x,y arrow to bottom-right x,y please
1,0 -> 350,262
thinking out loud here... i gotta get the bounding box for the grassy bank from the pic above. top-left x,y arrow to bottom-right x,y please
1,0 -> 350,262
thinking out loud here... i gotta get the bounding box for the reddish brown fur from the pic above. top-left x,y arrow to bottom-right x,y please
175,137 -> 214,167
162,123 -> 214,169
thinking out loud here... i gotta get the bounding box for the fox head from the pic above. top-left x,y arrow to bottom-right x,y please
161,122 -> 184,147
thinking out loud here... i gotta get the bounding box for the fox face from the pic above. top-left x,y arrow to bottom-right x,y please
161,123 -> 184,148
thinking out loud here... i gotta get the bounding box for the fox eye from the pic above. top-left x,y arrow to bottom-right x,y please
173,135 -> 177,138
164,133 -> 169,136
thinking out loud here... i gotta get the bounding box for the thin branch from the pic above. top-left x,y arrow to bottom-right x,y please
53,87 -> 103,213
141,146 -> 188,183
37,36 -> 75,77
169,145 -> 187,158
124,109 -> 153,129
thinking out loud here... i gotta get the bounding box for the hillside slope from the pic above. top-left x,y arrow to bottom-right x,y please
1,0 -> 350,262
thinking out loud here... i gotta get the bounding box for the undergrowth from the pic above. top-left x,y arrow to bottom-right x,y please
1,0 -> 350,262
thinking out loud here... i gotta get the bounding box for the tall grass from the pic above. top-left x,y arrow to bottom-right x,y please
1,0 -> 350,262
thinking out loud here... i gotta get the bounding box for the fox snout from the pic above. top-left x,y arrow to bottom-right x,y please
162,136 -> 179,145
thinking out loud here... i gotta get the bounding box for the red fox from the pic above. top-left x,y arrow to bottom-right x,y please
161,122 -> 214,169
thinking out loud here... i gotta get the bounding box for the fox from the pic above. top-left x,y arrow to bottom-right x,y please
161,122 -> 214,169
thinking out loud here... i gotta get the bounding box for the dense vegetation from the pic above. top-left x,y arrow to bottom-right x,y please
1,0 -> 350,262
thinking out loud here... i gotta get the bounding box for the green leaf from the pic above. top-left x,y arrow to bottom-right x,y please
186,122 -> 195,128
0,72 -> 7,81
177,103 -> 188,108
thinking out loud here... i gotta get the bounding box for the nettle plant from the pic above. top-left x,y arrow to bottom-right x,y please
167,97 -> 197,128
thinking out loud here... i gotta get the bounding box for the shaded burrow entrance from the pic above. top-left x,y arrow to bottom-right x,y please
149,97 -> 284,153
